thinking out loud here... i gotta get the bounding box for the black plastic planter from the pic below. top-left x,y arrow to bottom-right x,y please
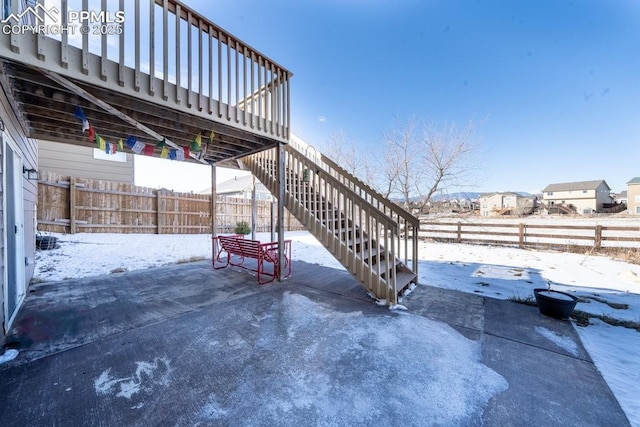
36,235 -> 58,250
533,288 -> 578,320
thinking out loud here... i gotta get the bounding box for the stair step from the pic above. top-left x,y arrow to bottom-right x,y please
395,271 -> 417,291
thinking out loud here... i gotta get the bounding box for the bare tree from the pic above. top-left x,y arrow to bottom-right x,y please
378,117 -> 420,204
418,120 -> 478,208
320,130 -> 374,182
376,117 -> 479,209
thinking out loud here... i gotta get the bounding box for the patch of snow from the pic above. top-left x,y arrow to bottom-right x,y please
537,291 -> 576,301
575,319 -> 640,424
0,349 -> 19,364
196,292 -> 508,425
94,357 -> 172,400
534,326 -> 579,356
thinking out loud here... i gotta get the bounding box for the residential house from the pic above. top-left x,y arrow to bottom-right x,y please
616,190 -> 628,205
627,178 -> 640,215
542,180 -> 613,214
199,174 -> 272,201
479,192 -> 528,217
39,140 -> 134,183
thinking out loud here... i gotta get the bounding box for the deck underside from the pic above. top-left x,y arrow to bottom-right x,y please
1,60 -> 277,166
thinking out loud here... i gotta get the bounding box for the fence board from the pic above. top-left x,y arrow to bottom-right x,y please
37,173 -> 304,234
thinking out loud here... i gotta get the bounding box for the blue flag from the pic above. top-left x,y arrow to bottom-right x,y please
74,106 -> 86,121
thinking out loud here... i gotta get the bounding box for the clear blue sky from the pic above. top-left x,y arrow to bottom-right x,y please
181,0 -> 639,194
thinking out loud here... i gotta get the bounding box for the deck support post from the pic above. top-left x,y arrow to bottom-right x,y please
276,143 -> 285,280
251,175 -> 257,240
211,164 -> 217,236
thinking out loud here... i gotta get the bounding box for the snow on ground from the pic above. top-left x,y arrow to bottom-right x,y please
34,230 -> 640,425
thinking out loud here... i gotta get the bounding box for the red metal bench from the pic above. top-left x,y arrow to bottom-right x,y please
212,235 -> 292,284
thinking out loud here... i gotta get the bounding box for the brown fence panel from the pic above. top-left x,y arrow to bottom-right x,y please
420,220 -> 640,251
37,174 -> 304,234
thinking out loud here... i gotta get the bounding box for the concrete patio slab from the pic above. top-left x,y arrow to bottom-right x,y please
0,261 -> 630,426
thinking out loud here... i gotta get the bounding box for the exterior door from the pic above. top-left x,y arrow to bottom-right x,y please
3,134 -> 25,331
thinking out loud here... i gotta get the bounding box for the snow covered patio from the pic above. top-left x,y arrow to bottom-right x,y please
0,259 -> 629,426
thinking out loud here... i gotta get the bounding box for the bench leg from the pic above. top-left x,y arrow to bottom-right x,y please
257,256 -> 276,285
212,237 -> 230,269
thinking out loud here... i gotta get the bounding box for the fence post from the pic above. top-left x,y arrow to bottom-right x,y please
519,223 -> 525,249
156,189 -> 162,234
457,222 -> 462,243
70,177 -> 77,234
595,225 -> 602,249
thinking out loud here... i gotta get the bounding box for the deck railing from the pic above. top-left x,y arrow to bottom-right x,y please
0,0 -> 291,140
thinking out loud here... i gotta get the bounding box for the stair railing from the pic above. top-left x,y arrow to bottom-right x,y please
288,137 -> 420,282
245,146 -> 401,303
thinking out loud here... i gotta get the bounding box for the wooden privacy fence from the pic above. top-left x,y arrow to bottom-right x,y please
37,172 -> 303,234
420,221 -> 640,250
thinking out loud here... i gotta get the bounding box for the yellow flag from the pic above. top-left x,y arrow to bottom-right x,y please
98,136 -> 106,151
117,138 -> 124,152
160,146 -> 170,159
210,131 -> 215,140
190,133 -> 202,151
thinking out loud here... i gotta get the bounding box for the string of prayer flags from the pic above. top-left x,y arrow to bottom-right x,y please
73,106 -> 196,162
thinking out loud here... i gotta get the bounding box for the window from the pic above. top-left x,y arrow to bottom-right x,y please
93,148 -> 126,163
583,190 -> 587,193
635,195 -> 640,203
636,206 -> 640,214
547,192 -> 553,196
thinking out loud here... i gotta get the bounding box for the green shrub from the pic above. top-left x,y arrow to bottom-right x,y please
235,221 -> 251,235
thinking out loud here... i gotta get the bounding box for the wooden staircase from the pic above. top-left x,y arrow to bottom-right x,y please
242,140 -> 420,306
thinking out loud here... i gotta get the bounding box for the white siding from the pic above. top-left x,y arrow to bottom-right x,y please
39,140 -> 134,183
0,83 -> 37,340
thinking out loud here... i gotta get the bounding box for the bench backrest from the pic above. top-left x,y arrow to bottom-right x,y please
219,236 -> 262,259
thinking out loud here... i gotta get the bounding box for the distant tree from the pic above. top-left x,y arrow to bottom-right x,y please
377,117 -> 479,209
320,130 -> 374,183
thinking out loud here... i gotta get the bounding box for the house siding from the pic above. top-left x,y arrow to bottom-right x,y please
479,193 -> 527,216
0,82 -> 37,342
628,181 -> 640,216
39,140 -> 134,183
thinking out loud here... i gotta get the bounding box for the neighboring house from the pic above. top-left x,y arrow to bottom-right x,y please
616,190 -> 628,205
479,192 -> 528,217
542,180 -> 613,214
199,174 -> 272,201
627,178 -> 640,215
39,140 -> 134,183
0,79 -> 37,344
